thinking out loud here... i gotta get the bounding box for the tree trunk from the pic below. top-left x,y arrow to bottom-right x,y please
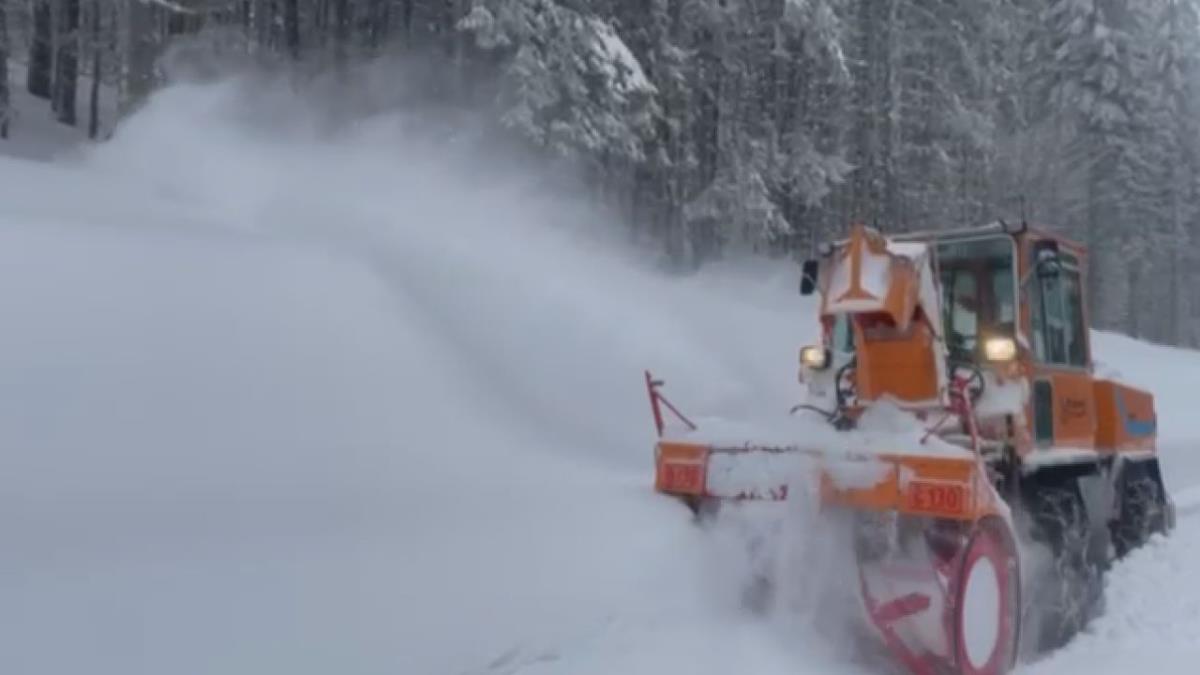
284,0 -> 301,60
241,0 -> 252,37
334,0 -> 351,69
253,0 -> 273,52
28,0 -> 53,100
449,0 -> 465,101
55,0 -> 81,126
370,0 -> 390,49
88,0 -> 101,139
0,0 -> 9,139
402,0 -> 414,44
125,0 -> 159,116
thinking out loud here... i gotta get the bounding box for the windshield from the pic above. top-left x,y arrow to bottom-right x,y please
935,236 -> 1016,356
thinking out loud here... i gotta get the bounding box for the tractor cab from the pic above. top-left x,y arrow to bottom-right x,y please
797,222 -> 1150,459
800,222 -> 1090,357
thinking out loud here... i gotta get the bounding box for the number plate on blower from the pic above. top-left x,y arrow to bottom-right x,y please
660,462 -> 705,494
907,480 -> 968,517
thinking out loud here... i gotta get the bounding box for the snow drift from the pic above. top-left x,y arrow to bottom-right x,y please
2,74 -> 1200,675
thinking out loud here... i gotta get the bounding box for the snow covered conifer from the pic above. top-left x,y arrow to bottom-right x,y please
459,0 -> 657,169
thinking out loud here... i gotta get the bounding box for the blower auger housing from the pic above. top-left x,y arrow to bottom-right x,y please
646,221 -> 1173,675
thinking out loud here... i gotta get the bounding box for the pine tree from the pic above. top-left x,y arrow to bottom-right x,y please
460,1 -> 657,172
1024,0 -> 1149,332
1141,0 -> 1200,344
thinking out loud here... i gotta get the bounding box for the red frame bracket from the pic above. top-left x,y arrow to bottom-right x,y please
645,370 -> 697,438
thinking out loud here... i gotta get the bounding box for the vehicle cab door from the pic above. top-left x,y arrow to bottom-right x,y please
1023,239 -> 1096,451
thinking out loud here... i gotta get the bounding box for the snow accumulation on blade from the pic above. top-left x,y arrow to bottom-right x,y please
2,74 -> 1200,675
678,402 -> 972,460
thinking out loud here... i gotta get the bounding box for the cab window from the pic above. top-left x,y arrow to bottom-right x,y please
935,236 -> 1017,357
831,313 -> 854,355
1029,249 -> 1087,367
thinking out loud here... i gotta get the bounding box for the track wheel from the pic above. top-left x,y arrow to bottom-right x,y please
952,517 -> 1020,675
1023,483 -> 1102,652
1113,464 -> 1167,558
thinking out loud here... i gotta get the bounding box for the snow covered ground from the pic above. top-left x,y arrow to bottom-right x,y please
1,76 -> 1199,675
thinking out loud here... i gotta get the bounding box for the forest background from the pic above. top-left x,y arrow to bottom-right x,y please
2,0 -> 1197,346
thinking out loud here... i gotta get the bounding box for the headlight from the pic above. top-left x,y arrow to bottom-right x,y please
800,345 -> 831,370
984,336 -> 1017,362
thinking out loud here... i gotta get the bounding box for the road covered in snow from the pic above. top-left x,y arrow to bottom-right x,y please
2,77 -> 1200,675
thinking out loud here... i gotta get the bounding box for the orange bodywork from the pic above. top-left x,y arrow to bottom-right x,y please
655,440 -> 1006,523
820,224 -> 925,332
1046,371 -> 1097,449
1012,229 -> 1158,457
1093,379 -> 1157,453
653,441 -> 709,495
819,225 -> 944,406
819,453 -> 1005,522
854,320 -> 942,403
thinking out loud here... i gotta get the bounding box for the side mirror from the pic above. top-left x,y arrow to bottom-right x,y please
1032,239 -> 1061,279
799,259 -> 819,296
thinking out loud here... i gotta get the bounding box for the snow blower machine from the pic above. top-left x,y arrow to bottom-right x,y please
646,222 -> 1174,675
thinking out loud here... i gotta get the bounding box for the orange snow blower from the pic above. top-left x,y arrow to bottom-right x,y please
646,222 -> 1173,675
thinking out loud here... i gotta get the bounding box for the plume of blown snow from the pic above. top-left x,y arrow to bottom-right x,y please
1,65 -> 867,675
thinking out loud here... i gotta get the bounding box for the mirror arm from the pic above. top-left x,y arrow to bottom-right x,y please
799,259 -> 820,296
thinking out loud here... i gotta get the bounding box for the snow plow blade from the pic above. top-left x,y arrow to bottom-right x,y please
655,440 -> 996,521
